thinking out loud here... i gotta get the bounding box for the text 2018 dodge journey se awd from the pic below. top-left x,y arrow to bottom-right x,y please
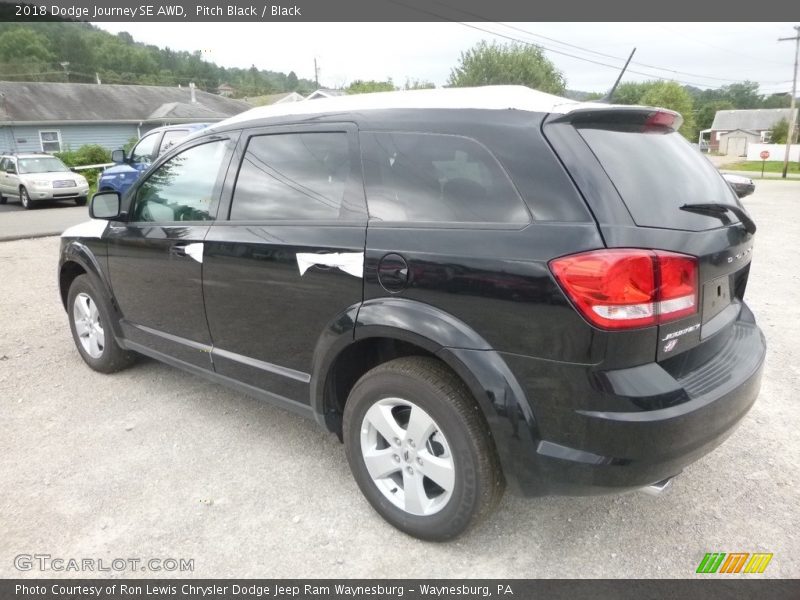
59,86 -> 765,541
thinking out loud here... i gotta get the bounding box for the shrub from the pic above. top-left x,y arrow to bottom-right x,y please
55,144 -> 112,189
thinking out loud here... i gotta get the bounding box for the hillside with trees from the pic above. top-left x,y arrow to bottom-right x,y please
0,22 -> 316,96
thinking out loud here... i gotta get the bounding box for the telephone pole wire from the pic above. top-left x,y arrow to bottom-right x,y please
778,25 -> 799,179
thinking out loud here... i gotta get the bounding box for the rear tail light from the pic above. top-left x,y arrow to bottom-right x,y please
549,249 -> 698,330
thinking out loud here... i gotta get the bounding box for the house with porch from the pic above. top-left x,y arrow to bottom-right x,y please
700,108 -> 797,156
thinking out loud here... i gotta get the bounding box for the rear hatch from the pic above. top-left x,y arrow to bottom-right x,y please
543,106 -> 756,361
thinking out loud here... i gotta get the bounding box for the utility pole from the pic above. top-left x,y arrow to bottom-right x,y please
778,25 -> 799,179
314,58 -> 320,89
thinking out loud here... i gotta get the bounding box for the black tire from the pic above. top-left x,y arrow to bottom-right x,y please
20,186 -> 32,209
75,197 -> 87,207
67,274 -> 135,373
0,193 -> 6,205
343,356 -> 504,541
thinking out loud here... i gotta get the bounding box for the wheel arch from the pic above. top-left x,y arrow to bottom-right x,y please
59,241 -> 125,340
310,298 -> 532,455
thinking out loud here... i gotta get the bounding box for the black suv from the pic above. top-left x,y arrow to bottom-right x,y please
59,86 -> 765,541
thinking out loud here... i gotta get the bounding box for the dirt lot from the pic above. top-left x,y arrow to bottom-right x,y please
0,180 -> 798,578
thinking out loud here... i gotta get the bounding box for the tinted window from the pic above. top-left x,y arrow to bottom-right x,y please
361,132 -> 528,224
133,140 -> 228,222
230,132 -> 359,221
578,127 -> 740,231
159,130 -> 188,154
130,133 -> 160,164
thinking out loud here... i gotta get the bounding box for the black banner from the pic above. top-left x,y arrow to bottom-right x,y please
1,0 -> 799,22
3,580 -> 800,600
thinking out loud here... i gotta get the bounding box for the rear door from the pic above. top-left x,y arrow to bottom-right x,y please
544,109 -> 756,360
202,123 -> 367,403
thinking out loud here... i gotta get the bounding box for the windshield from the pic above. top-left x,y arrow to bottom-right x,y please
18,156 -> 69,174
578,127 -> 740,231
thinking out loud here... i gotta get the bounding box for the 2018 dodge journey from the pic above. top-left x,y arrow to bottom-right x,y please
58,86 -> 766,541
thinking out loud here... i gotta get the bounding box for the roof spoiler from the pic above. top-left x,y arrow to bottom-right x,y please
552,106 -> 684,133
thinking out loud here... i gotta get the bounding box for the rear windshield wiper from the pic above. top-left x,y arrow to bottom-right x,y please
679,202 -> 757,235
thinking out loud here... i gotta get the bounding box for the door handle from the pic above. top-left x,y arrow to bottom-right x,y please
170,242 -> 204,263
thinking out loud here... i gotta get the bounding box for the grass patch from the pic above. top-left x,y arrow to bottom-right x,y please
722,161 -> 800,174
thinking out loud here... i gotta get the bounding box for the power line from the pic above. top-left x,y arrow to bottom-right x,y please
411,0 -> 791,87
452,20 -> 764,89
480,20 -> 787,84
655,23 -> 793,68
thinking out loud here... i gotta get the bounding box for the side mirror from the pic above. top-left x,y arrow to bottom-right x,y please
90,191 -> 122,220
111,149 -> 126,164
6,168 -> 16,175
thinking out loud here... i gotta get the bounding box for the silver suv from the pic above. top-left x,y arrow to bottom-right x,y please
0,153 -> 89,209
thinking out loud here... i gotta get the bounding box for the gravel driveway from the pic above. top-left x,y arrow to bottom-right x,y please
0,180 -> 798,578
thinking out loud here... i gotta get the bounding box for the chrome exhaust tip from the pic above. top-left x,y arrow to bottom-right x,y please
640,477 -> 673,496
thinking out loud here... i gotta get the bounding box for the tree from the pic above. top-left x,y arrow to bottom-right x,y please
719,81 -> 761,109
769,118 -> 790,144
612,81 -> 657,105
696,100 -> 733,132
286,70 -> 298,91
404,78 -> 435,90
762,93 -> 793,109
448,40 -> 565,95
346,79 -> 396,94
0,27 -> 54,62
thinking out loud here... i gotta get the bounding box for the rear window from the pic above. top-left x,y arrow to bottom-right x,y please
361,131 -> 529,224
578,127 -> 739,231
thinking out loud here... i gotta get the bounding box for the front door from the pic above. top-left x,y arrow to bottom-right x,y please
105,135 -> 236,368
202,124 -> 367,403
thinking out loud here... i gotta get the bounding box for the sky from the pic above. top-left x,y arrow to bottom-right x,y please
94,22 -> 798,95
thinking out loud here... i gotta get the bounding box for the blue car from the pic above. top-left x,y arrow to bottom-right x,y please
98,123 -> 209,194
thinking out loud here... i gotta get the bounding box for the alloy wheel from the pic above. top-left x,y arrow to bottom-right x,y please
73,292 -> 105,359
360,397 -> 455,516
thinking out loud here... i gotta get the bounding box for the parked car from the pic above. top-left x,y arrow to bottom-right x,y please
722,172 -> 756,198
97,123 -> 209,195
59,86 -> 765,541
0,153 -> 89,209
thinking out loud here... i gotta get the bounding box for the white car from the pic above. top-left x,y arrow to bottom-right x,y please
0,153 -> 90,209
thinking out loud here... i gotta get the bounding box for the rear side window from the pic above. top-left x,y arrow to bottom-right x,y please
361,132 -> 529,224
578,128 -> 739,231
230,132 -> 361,221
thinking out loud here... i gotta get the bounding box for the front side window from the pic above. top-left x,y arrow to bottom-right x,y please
230,132 -> 359,221
130,133 -> 160,164
360,132 -> 528,224
39,130 -> 61,153
18,156 -> 69,174
132,140 -> 228,223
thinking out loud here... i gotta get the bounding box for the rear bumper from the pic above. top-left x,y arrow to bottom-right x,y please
496,313 -> 765,496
